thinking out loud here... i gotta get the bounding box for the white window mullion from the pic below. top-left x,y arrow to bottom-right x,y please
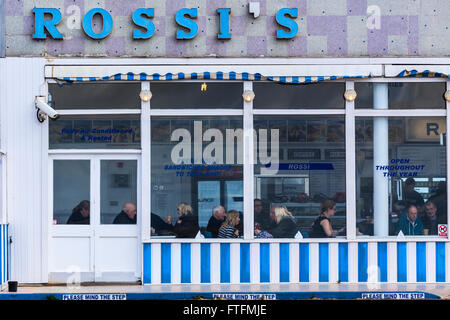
345,81 -> 357,240
142,81 -> 151,241
243,81 -> 254,240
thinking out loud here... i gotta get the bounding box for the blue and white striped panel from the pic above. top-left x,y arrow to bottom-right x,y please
396,69 -> 449,79
142,241 -> 448,284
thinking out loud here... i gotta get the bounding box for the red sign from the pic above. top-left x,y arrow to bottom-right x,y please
438,224 -> 448,237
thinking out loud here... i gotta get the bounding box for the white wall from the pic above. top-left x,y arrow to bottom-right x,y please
1,57 -> 46,283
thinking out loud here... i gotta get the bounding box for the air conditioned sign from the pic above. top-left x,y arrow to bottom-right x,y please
32,7 -> 299,40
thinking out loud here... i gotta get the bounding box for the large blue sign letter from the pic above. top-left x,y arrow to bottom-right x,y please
176,8 -> 198,39
82,8 -> 113,39
132,8 -> 155,39
32,8 -> 63,39
276,8 -> 298,39
217,8 -> 231,40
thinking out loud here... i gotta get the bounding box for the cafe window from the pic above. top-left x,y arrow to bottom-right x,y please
355,82 -> 446,109
151,116 -> 243,238
356,117 -> 447,237
49,115 -> 141,149
254,115 -> 346,239
253,82 -> 345,109
48,83 -> 141,109
150,82 -> 243,109
53,160 -> 90,225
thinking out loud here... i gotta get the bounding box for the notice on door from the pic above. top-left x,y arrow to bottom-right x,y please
61,294 -> 127,300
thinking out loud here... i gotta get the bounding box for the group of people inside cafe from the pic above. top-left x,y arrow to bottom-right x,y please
66,177 -> 447,238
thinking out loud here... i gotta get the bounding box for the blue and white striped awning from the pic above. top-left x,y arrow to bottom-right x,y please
54,69 -> 449,85
396,69 -> 450,79
56,71 -> 371,84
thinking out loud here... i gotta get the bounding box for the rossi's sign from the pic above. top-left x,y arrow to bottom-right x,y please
32,7 -> 299,40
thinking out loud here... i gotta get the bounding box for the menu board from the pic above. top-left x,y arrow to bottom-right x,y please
309,161 -> 346,198
397,145 -> 446,177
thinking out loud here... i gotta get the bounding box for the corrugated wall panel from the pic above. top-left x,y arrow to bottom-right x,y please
5,58 -> 46,283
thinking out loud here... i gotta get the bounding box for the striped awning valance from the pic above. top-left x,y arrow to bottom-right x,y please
395,69 -> 450,79
54,69 -> 449,85
56,71 -> 371,84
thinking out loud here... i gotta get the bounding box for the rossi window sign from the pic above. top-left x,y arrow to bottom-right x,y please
32,7 -> 299,40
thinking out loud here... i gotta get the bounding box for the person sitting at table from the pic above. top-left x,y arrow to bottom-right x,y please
310,199 -> 344,238
67,200 -> 90,224
423,200 -> 444,236
218,210 -> 241,238
206,205 -> 226,238
173,202 -> 199,238
151,212 -> 174,235
255,206 -> 297,238
113,202 -> 137,224
396,204 -> 424,236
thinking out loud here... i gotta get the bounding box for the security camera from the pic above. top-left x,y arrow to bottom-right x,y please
35,96 -> 59,122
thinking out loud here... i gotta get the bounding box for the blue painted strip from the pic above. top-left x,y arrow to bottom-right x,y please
204,72 -> 210,79
436,242 -> 446,282
260,244 -> 270,283
181,244 -> 191,283
200,243 -> 210,283
143,244 -> 151,284
139,72 -> 147,80
299,243 -> 309,282
242,72 -> 249,80
191,73 -> 198,80
102,76 -> 109,81
409,70 -> 418,77
153,73 -> 160,81
113,74 -> 121,80
178,73 -> 185,80
279,76 -> 286,83
330,76 -> 337,80
292,77 -> 299,84
254,73 -> 262,81
416,242 -> 427,282
319,243 -> 329,282
338,243 -> 348,282
305,76 -> 311,83
397,242 -> 407,282
161,243 -> 171,283
166,73 -> 172,81
76,77 -> 83,82
127,72 -> 134,80
229,72 -> 236,80
216,72 -> 223,80
421,70 -> 430,78
240,243 -> 250,283
435,72 -> 442,78
220,243 -> 230,283
377,242 -> 387,282
358,242 -> 368,282
318,76 -> 324,82
279,243 -> 290,282
89,77 -> 96,81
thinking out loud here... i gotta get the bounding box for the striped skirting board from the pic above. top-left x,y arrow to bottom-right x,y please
0,225 -> 8,288
142,241 -> 449,284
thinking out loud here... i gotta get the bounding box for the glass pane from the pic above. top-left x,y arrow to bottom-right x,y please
53,160 -> 90,225
254,116 -> 346,239
49,115 -> 141,149
101,160 -> 138,224
48,83 -> 140,109
355,82 -> 446,109
254,82 -> 345,109
151,116 -> 243,238
356,117 -> 447,237
150,82 -> 243,109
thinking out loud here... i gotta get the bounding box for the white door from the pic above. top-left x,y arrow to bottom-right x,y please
49,155 -> 140,283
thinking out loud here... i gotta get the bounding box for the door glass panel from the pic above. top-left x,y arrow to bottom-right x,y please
101,160 -> 138,224
197,181 -> 221,228
53,160 -> 90,225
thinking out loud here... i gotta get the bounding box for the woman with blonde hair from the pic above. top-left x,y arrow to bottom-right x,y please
255,206 -> 297,238
218,210 -> 240,238
173,202 -> 199,238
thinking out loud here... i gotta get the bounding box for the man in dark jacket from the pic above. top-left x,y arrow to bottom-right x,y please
113,202 -> 137,224
206,205 -> 226,238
